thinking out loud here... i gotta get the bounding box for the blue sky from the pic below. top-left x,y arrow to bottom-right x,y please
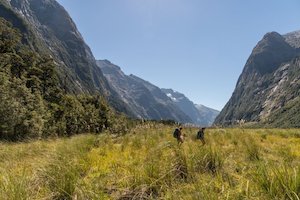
57,0 -> 300,110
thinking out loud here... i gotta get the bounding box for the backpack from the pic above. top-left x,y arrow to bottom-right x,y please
197,130 -> 204,139
173,128 -> 180,138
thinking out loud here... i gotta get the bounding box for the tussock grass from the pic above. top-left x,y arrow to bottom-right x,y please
0,135 -> 98,199
254,164 -> 300,199
38,135 -> 96,199
0,126 -> 299,199
189,145 -> 223,175
244,136 -> 261,161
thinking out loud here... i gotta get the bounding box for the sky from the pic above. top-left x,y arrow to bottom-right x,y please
56,0 -> 300,111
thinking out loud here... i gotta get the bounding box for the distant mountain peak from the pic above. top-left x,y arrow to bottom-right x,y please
243,31 -> 296,75
252,31 -> 292,55
215,30 -> 300,127
97,60 -> 193,123
161,89 -> 219,126
98,60 -> 220,126
263,31 -> 283,38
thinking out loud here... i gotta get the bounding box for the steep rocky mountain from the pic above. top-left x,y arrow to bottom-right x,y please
97,60 -> 192,123
161,89 -> 219,126
215,31 -> 300,127
284,30 -> 300,48
0,0 -> 129,113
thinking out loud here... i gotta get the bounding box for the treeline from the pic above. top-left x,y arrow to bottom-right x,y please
0,18 -> 128,141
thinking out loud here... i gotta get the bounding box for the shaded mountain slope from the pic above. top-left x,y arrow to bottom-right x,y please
215,31 -> 300,127
97,60 -> 192,123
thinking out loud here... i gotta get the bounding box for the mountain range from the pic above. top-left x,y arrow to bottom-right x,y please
2,0 -> 299,128
0,0 -> 218,125
161,89 -> 219,126
215,31 -> 300,127
97,60 -> 219,126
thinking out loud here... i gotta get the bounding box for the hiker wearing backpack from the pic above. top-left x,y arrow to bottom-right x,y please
197,127 -> 206,145
173,127 -> 184,144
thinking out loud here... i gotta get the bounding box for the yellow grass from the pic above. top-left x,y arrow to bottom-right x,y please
0,124 -> 299,199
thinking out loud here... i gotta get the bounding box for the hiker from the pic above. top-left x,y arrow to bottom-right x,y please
173,127 -> 184,144
197,127 -> 206,145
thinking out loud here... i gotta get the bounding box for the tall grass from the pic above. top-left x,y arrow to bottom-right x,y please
254,164 -> 300,199
0,126 -> 299,199
0,169 -> 33,200
190,145 -> 223,175
41,135 -> 98,199
0,134 -> 98,199
244,137 -> 261,161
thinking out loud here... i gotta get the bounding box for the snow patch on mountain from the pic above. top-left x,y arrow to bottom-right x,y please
162,89 -> 219,126
166,93 -> 178,102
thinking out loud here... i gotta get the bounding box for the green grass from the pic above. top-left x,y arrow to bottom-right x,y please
0,125 -> 299,199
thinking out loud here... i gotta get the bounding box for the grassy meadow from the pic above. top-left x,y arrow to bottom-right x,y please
0,124 -> 300,199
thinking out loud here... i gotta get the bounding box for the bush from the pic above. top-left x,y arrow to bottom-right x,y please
0,78 -> 46,141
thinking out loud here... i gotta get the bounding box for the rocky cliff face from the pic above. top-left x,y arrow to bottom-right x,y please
97,60 -> 193,123
0,0 -> 129,113
162,89 -> 219,126
284,30 -> 300,48
215,31 -> 300,127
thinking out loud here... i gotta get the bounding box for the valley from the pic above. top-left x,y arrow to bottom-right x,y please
0,1 -> 300,199
0,124 -> 299,199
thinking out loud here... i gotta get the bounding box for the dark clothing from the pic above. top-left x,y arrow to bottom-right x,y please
173,128 -> 184,144
197,130 -> 204,139
197,128 -> 206,145
173,128 -> 181,139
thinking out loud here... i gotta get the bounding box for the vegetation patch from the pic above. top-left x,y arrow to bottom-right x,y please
0,126 -> 299,199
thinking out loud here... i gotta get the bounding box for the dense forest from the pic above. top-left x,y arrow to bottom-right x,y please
0,17 -> 128,141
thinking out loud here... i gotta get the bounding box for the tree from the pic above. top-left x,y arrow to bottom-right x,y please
0,78 -> 45,140
0,18 -> 21,53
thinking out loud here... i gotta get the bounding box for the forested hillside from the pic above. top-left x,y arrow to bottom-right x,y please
0,0 -> 131,116
0,18 -> 127,141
